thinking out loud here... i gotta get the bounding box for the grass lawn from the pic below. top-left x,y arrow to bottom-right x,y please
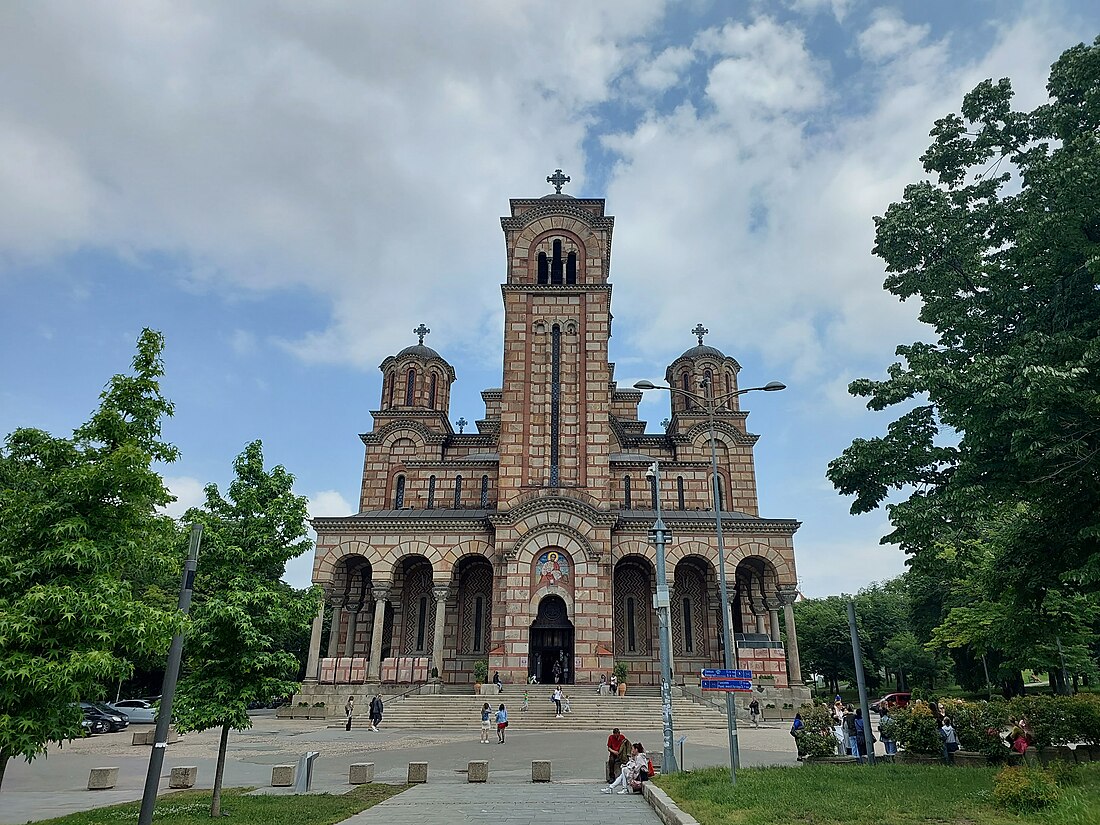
654,763 -> 1100,825
28,784 -> 407,825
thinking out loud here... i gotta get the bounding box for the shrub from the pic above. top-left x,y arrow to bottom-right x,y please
796,704 -> 842,758
943,698 -> 1013,761
1046,759 -> 1082,788
992,766 -> 1059,812
613,661 -> 629,682
891,702 -> 943,755
473,660 -> 488,682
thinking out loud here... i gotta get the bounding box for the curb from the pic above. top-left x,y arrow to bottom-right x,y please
643,782 -> 701,825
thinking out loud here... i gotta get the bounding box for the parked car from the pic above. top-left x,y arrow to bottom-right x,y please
870,692 -> 911,713
107,698 -> 156,724
80,701 -> 129,732
74,704 -> 111,735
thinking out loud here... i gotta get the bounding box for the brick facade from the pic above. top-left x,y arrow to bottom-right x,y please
306,183 -> 804,690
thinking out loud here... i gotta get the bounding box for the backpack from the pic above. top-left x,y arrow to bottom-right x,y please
647,758 -> 655,777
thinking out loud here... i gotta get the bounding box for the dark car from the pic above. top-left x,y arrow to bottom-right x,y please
80,701 -> 129,732
870,692 -> 911,713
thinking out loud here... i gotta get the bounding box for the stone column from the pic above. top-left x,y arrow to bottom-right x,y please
367,587 -> 390,683
777,587 -> 803,684
754,608 -> 767,635
343,609 -> 358,656
765,597 -> 782,643
304,601 -> 325,682
326,606 -> 342,657
431,586 -> 450,679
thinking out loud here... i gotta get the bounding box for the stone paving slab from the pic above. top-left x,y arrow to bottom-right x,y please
336,782 -> 662,825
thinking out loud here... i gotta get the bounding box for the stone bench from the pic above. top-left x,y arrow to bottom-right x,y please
467,760 -> 488,783
408,762 -> 428,783
531,760 -> 551,782
169,766 -> 198,789
349,762 -> 375,784
271,765 -> 295,787
88,767 -> 118,790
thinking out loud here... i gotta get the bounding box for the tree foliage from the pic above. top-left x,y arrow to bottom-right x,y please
827,38 -> 1100,602
0,330 -> 183,789
172,440 -> 319,816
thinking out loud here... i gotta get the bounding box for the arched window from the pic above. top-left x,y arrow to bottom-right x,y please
453,475 -> 463,509
716,475 -> 726,511
387,371 -> 395,408
727,371 -> 735,396
428,373 -> 437,409
405,368 -> 416,406
473,595 -> 484,652
480,474 -> 489,507
551,239 -> 563,284
623,475 -> 632,509
394,475 -> 406,509
681,371 -> 690,394
427,475 -> 436,508
704,369 -> 713,397
677,476 -> 685,510
627,596 -> 637,652
537,251 -> 548,284
649,474 -> 658,511
566,251 -> 577,284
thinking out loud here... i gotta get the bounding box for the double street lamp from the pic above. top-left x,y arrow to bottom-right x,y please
634,377 -> 786,784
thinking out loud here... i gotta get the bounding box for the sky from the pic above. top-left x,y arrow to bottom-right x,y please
2,1 -> 1097,598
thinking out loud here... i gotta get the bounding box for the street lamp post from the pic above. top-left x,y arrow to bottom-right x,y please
634,376 -> 785,785
646,460 -> 679,775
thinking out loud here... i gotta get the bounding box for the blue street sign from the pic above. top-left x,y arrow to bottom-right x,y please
701,668 -> 752,680
701,678 -> 753,692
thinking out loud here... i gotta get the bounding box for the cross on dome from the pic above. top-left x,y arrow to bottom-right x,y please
546,169 -> 570,194
413,323 -> 430,345
692,324 -> 709,345
456,417 -> 468,434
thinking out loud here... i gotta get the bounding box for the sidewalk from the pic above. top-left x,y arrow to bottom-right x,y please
335,782 -> 663,825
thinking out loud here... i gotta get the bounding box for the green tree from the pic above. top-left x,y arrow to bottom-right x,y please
0,330 -> 183,790
793,597 -> 856,695
828,39 -> 1100,643
172,440 -> 319,817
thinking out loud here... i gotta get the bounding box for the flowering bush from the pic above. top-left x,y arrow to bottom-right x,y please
891,703 -> 943,755
796,704 -> 844,758
992,766 -> 1059,812
941,698 -> 1013,761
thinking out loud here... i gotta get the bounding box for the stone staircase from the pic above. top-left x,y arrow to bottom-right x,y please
338,687 -> 730,730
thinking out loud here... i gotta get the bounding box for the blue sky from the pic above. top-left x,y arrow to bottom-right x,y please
2,1 -> 1097,596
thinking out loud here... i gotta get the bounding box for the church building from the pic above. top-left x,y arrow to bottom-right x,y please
301,173 -> 805,697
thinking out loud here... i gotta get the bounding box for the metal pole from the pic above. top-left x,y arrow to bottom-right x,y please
648,461 -> 679,775
705,378 -> 740,781
138,524 -> 202,825
847,599 -> 875,766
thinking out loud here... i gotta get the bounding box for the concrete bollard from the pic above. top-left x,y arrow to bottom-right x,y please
169,766 -> 198,789
467,760 -> 489,783
132,730 -> 154,746
531,760 -> 551,782
271,765 -> 295,787
407,762 -> 428,783
349,762 -> 375,784
88,767 -> 119,790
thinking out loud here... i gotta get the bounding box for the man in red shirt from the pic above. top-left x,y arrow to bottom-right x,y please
606,728 -> 628,783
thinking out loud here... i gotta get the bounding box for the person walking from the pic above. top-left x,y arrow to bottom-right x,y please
344,696 -> 355,731
853,708 -> 871,764
791,713 -> 806,760
843,705 -> 859,758
480,702 -> 491,744
879,708 -> 897,757
749,697 -> 761,728
522,688 -> 529,712
552,686 -> 563,718
940,716 -> 960,765
598,674 -> 606,695
562,690 -> 571,714
606,728 -> 628,783
368,694 -> 384,732
495,703 -> 508,744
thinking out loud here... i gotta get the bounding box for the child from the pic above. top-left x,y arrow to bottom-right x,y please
562,691 -> 571,713
522,689 -> 529,711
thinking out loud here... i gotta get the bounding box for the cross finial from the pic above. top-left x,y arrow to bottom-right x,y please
456,417 -> 468,434
546,169 -> 570,194
413,323 -> 430,345
692,323 -> 709,345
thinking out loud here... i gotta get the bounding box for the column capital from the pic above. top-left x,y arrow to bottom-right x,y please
763,596 -> 782,612
432,585 -> 451,602
776,585 -> 798,607
372,585 -> 391,601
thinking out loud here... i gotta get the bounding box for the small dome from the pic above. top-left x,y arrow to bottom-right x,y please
678,343 -> 726,361
397,343 -> 445,360
540,193 -> 576,200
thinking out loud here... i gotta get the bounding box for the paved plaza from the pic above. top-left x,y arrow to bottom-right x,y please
0,712 -> 800,823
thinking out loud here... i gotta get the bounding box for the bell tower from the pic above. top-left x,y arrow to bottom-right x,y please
495,172 -> 616,506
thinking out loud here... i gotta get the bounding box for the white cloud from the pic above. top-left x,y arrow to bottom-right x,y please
307,489 -> 355,518
856,8 -> 932,63
634,46 -> 694,92
161,475 -> 206,519
788,0 -> 856,23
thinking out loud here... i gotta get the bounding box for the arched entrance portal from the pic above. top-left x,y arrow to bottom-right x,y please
528,595 -> 574,684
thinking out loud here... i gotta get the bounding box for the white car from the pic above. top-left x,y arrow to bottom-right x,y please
107,699 -> 156,724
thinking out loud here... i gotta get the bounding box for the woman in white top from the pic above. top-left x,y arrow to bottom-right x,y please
603,742 -> 647,794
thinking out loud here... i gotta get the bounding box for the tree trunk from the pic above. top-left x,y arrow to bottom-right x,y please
1002,671 -> 1025,698
210,723 -> 230,818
